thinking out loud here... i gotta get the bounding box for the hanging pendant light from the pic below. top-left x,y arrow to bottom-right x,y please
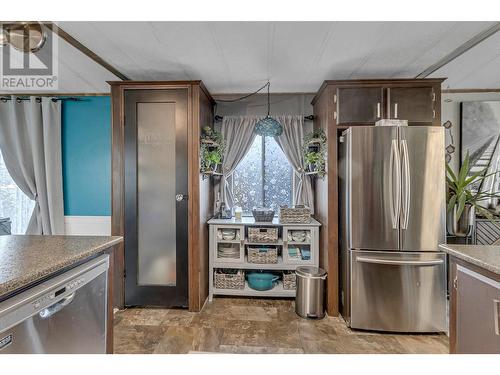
254,82 -> 283,137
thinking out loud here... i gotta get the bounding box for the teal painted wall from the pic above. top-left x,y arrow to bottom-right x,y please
62,96 -> 111,216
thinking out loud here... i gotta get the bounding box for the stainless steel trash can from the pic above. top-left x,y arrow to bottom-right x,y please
295,266 -> 327,319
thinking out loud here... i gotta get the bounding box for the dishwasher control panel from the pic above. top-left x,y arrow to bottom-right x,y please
31,277 -> 86,310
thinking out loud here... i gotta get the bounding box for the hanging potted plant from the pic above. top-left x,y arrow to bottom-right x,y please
446,152 -> 500,236
305,151 -> 321,173
205,150 -> 222,172
302,129 -> 327,177
200,126 -> 225,174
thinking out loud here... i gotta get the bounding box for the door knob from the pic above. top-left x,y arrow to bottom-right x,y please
176,194 -> 188,202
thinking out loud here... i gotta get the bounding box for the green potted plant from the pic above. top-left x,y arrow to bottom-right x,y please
302,129 -> 327,177
446,152 -> 500,236
200,126 -> 225,174
205,150 -> 222,172
305,152 -> 321,172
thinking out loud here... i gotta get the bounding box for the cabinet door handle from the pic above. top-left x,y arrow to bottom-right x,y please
494,299 -> 500,336
453,276 -> 458,289
377,102 -> 381,118
433,109 -> 436,119
394,103 -> 398,119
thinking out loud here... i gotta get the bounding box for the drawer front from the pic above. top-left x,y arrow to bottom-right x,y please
350,250 -> 446,332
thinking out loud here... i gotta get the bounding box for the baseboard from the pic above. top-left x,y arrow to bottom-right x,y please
64,215 -> 111,235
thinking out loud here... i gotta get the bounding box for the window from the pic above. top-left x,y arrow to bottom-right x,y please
230,135 -> 293,213
0,151 -> 35,234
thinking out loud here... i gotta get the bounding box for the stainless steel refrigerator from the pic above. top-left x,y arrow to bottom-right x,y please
339,126 -> 447,333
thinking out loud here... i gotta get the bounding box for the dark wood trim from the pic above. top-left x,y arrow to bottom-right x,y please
45,23 -> 130,81
449,256 -> 457,354
106,246 -> 116,354
442,88 -> 500,93
0,93 -> 110,96
313,84 -> 338,316
110,80 -> 211,312
108,80 -> 201,87
111,85 -> 125,309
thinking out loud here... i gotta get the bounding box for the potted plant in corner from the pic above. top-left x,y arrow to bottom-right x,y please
446,152 -> 500,237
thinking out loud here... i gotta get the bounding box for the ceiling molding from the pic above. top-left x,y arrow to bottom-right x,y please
416,22 -> 500,78
45,22 -> 130,81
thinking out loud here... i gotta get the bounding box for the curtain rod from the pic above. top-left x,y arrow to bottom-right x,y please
0,96 -> 84,103
214,115 -> 314,123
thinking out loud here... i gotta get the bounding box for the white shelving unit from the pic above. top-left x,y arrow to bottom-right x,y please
208,217 -> 321,301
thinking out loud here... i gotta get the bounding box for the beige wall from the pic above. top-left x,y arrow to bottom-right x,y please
213,93 -> 314,117
442,91 -> 500,172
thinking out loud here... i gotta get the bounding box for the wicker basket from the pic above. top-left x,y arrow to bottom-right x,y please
279,206 -> 311,224
248,227 -> 278,243
252,208 -> 275,222
214,269 -> 245,289
247,247 -> 278,264
283,271 -> 296,290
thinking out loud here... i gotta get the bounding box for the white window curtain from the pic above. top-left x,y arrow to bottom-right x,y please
274,115 -> 314,211
0,96 -> 64,234
0,151 -> 35,233
214,116 -> 258,211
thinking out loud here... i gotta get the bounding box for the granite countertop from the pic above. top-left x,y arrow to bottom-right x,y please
0,235 -> 123,299
439,244 -> 500,275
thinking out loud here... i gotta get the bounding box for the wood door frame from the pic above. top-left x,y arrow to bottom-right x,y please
109,81 -> 213,311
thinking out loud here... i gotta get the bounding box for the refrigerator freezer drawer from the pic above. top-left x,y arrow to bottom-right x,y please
350,250 -> 447,333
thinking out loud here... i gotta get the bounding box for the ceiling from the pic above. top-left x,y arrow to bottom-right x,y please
21,21 -> 500,93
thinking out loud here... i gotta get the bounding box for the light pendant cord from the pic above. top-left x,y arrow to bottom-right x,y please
215,81 -> 270,103
267,82 -> 270,117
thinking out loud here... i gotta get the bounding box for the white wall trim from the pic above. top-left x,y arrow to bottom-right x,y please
64,216 -> 111,235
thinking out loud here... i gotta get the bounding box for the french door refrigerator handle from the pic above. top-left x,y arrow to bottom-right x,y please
389,139 -> 401,229
401,139 -> 410,230
356,257 -> 444,266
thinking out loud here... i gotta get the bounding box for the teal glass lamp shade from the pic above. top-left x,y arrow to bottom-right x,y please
254,116 -> 283,137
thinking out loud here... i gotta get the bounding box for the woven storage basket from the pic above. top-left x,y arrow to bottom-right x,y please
283,271 -> 296,290
247,247 -> 278,264
214,269 -> 245,289
279,206 -> 311,224
248,227 -> 278,243
252,208 -> 275,222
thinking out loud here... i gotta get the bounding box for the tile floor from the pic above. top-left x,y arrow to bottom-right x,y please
113,297 -> 449,354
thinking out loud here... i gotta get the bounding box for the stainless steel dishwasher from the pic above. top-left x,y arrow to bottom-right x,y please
0,254 -> 109,354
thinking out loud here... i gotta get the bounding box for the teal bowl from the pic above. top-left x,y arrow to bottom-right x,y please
247,272 -> 279,291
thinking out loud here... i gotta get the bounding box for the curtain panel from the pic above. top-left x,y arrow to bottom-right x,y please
214,116 -> 258,211
0,96 -> 64,234
274,115 -> 314,211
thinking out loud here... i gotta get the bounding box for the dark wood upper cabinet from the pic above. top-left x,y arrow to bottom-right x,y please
336,87 -> 384,125
387,87 -> 435,125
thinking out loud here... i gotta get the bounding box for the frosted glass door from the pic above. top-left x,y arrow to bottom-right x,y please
137,102 -> 176,286
124,89 -> 188,307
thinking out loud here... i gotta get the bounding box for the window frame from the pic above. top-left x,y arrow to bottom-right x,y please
228,135 -> 295,215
